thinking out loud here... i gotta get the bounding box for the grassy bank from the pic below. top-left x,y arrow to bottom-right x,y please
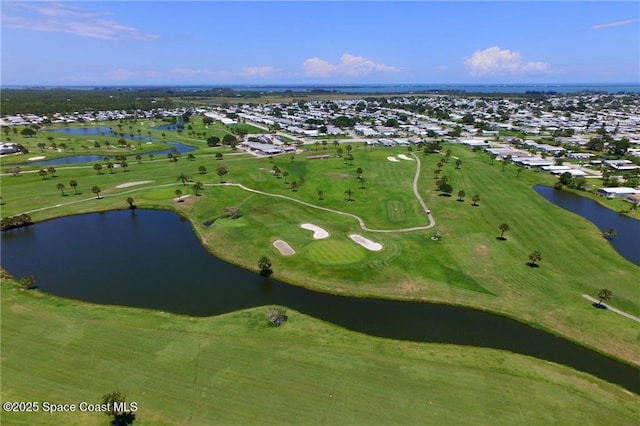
1,280 -> 638,425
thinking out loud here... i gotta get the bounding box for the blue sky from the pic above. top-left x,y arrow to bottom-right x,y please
1,1 -> 638,85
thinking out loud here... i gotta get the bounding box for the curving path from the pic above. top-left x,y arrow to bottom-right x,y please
581,295 -> 640,323
15,151 -> 435,233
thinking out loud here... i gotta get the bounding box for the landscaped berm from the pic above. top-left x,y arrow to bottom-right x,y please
1,118 -> 640,424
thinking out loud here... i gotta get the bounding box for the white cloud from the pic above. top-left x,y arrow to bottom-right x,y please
302,53 -> 399,78
464,46 -> 550,77
589,19 -> 638,30
1,2 -> 159,41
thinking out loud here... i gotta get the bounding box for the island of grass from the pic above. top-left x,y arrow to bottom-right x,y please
1,116 -> 639,423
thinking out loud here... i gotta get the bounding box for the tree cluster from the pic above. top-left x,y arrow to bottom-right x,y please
1,214 -> 33,231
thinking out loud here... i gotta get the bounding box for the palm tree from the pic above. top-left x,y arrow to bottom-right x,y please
177,173 -> 191,186
92,186 -> 101,199
187,153 -> 195,161
445,149 -> 452,162
356,167 -> 363,179
69,180 -> 78,194
126,197 -> 135,209
272,165 -> 281,178
472,194 -> 480,206
120,160 -> 128,172
455,159 -> 462,169
290,181 -> 299,192
217,165 -> 228,183
344,188 -> 354,201
47,166 -> 57,177
457,190 -> 465,201
318,189 -> 324,201
528,250 -> 542,266
148,153 -> 155,161
94,164 -> 103,175
198,166 -> 207,174
603,228 -> 617,239
345,153 -> 354,166
282,171 -> 289,184
498,223 -> 510,239
359,178 -> 366,190
38,169 -> 48,180
193,182 -> 204,196
107,161 -> 115,174
258,256 -> 273,277
135,154 -> 142,164
596,289 -> 613,307
290,154 -> 295,162
56,183 -> 66,195
175,189 -> 183,202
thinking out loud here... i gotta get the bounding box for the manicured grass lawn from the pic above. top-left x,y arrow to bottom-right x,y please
1,128 -> 639,370
2,280 -> 638,426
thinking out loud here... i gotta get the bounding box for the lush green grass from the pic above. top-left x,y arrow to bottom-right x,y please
1,130 -> 639,369
2,280 -> 638,426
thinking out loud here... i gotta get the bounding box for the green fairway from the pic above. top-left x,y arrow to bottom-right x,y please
1,118 -> 639,371
1,280 -> 639,426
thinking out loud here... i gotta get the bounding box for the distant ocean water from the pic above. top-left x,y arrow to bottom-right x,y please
3,83 -> 639,94
225,83 -> 640,94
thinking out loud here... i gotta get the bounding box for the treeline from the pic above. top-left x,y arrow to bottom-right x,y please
1,88 -> 175,115
1,214 -> 33,231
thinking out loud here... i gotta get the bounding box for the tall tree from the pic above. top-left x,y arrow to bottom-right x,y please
290,181 -> 299,192
38,169 -> 48,180
596,289 -> 613,307
455,158 -> 462,169
126,197 -> 135,209
217,165 -> 229,183
193,181 -> 204,196
498,223 -> 510,239
92,186 -> 101,199
282,171 -> 289,184
317,189 -> 324,201
175,189 -> 183,202
198,166 -> 207,174
47,166 -> 57,177
356,167 -> 363,179
344,188 -> 354,201
472,194 -> 480,206
528,250 -> 542,266
69,180 -> 78,194
56,183 -> 66,195
94,163 -> 103,175
258,256 -> 273,277
177,173 -> 191,186
457,190 -> 466,201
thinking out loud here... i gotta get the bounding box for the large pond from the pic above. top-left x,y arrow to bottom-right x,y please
23,127 -> 195,167
535,186 -> 640,265
1,210 -> 638,394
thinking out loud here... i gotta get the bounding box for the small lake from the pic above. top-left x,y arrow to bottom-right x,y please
535,186 -> 640,265
2,209 -> 638,394
24,127 -> 195,166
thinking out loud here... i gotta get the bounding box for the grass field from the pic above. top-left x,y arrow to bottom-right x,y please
1,278 -> 639,426
1,121 -> 639,370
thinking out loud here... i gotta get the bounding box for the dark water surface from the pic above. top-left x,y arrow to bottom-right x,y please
24,127 -> 195,166
535,186 -> 640,265
2,210 -> 639,394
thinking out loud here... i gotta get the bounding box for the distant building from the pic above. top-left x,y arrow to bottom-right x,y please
596,187 -> 640,198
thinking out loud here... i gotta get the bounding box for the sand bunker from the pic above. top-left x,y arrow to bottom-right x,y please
300,223 -> 329,239
116,180 -> 154,189
387,156 -> 400,162
349,234 -> 383,251
28,156 -> 45,161
397,154 -> 413,161
273,240 -> 296,256
174,194 -> 192,202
